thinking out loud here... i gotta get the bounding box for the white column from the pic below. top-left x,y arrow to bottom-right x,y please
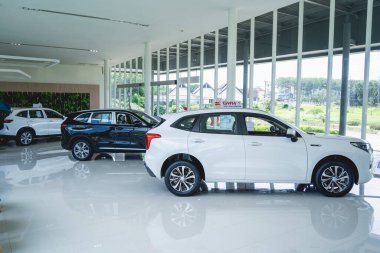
325,0 -> 335,134
249,18 -> 255,108
295,0 -> 304,127
227,8 -> 237,100
104,60 -> 110,108
187,40 -> 191,109
166,47 -> 170,114
214,30 -> 219,102
270,10 -> 277,114
361,0 -> 373,139
200,35 -> 204,108
135,58 -> 138,109
176,44 -> 180,112
157,51 -> 160,115
144,42 -> 152,114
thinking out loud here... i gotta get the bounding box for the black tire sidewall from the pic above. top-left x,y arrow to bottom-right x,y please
164,161 -> 201,197
17,129 -> 34,146
71,139 -> 93,161
315,161 -> 354,197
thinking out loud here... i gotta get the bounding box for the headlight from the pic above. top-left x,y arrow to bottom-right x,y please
351,142 -> 372,153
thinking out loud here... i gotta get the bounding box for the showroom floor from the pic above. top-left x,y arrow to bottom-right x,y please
0,141 -> 379,253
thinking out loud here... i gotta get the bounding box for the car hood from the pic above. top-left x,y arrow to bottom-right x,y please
308,133 -> 366,143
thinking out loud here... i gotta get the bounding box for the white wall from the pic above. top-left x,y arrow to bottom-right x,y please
0,64 -> 105,107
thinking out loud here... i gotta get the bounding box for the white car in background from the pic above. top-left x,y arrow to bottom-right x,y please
145,109 -> 374,197
0,108 -> 65,146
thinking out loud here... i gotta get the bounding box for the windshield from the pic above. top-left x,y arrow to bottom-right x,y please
133,110 -> 159,125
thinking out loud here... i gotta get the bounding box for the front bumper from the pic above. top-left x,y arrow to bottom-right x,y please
144,162 -> 156,177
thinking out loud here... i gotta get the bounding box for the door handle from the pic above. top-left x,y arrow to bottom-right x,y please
192,139 -> 205,143
248,141 -> 262,146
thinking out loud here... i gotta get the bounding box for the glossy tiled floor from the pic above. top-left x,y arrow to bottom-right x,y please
0,141 -> 380,253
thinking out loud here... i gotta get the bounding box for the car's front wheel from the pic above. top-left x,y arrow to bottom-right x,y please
164,161 -> 201,197
71,139 -> 93,161
17,129 -> 34,146
315,161 -> 354,197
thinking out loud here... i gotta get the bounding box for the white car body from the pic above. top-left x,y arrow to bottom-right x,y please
0,108 -> 65,144
145,109 -> 374,190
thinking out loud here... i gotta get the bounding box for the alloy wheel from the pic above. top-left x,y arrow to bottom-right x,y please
169,166 -> 196,192
73,142 -> 90,159
320,165 -> 350,193
20,131 -> 32,145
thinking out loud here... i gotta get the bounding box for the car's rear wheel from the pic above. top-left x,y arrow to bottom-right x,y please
315,161 -> 354,197
71,139 -> 93,161
164,161 -> 201,197
17,129 -> 34,146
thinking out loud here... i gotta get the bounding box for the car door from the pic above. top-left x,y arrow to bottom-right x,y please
188,113 -> 245,181
110,112 -> 134,150
89,111 -> 114,150
242,114 -> 307,182
128,113 -> 149,150
28,110 -> 49,136
44,109 -> 64,135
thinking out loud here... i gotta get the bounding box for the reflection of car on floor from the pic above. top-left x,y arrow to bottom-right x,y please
147,194 -> 377,252
145,109 -> 375,197
0,146 -> 74,186
59,163 -> 378,253
61,109 -> 160,161
0,107 -> 65,146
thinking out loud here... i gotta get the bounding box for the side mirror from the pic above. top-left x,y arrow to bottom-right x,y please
286,128 -> 298,142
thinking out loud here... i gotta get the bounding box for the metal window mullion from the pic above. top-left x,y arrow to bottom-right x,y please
325,0 -> 335,135
296,0 -> 304,127
361,0 -> 373,140
166,47 -> 170,114
134,58 -> 138,108
270,10 -> 278,114
129,60 -> 132,109
176,44 -> 180,112
118,64 -> 122,108
249,18 -> 255,109
214,30 -> 219,103
124,61 -> 127,109
200,35 -> 204,109
187,40 -> 191,109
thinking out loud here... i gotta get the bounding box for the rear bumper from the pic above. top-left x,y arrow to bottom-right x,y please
144,162 -> 156,177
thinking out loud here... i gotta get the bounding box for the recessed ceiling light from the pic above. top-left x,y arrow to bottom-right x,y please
11,43 -> 21,46
90,49 -> 98,53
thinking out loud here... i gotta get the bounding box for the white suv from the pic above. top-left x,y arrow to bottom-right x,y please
145,109 -> 374,197
0,108 -> 65,146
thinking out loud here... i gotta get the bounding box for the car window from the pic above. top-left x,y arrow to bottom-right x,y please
16,111 -> 28,118
173,116 -> 197,131
75,113 -> 91,123
29,110 -> 44,119
116,112 -> 145,126
200,114 -> 237,134
132,110 -> 158,124
91,112 -> 112,124
45,110 -> 63,119
245,116 -> 287,137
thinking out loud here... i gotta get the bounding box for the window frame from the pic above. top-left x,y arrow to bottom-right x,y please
44,109 -> 63,119
29,109 -> 45,119
16,110 -> 28,118
74,112 -> 92,123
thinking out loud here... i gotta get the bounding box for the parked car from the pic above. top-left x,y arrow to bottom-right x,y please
145,108 -> 374,197
0,108 -> 65,146
61,109 -> 160,161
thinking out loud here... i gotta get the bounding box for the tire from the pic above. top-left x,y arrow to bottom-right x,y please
71,139 -> 93,161
164,161 -> 201,197
315,161 -> 354,197
16,129 -> 34,146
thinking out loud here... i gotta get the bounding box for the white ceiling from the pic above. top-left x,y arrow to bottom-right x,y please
0,0 -> 297,66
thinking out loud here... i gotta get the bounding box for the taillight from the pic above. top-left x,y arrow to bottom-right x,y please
146,133 -> 161,150
61,123 -> 67,129
3,119 -> 13,123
